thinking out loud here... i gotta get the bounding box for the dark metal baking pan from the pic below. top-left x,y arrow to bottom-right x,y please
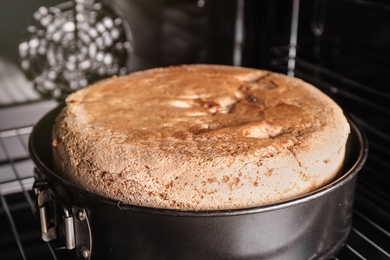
29,105 -> 368,260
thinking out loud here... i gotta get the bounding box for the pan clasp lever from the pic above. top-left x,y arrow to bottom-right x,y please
35,183 -> 75,250
36,188 -> 59,243
34,180 -> 92,259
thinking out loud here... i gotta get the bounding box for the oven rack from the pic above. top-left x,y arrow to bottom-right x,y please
272,56 -> 390,259
343,0 -> 390,11
0,125 -> 55,259
1,62 -> 390,259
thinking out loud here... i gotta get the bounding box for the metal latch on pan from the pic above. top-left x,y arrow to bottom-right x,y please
34,181 -> 92,259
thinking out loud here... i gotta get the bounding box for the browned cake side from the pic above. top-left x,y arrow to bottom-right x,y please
52,64 -> 350,210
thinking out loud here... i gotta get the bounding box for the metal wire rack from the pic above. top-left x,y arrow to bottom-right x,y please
272,55 -> 390,260
0,125 -> 54,259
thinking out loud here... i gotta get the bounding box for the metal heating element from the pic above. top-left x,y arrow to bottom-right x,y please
0,0 -> 390,259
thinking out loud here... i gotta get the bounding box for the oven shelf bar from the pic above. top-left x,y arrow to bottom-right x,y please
352,227 -> 390,259
356,184 -> 390,222
293,71 -> 390,116
363,141 -> 390,166
269,53 -> 384,97
354,210 -> 390,241
344,244 -> 367,259
0,125 -> 58,259
347,228 -> 389,259
293,58 -> 390,100
0,126 -> 33,139
365,164 -> 390,189
366,142 -> 390,167
354,117 -> 390,144
0,126 -> 31,260
358,167 -> 390,201
0,193 -> 26,259
0,191 -> 58,260
271,57 -> 390,116
343,0 -> 390,11
363,151 -> 390,180
353,209 -> 390,255
0,132 -> 35,212
0,178 -> 34,196
270,55 -> 390,260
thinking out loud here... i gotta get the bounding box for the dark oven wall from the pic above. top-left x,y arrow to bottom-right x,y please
0,0 -> 311,101
248,1 -> 390,259
0,0 -> 242,106
297,0 -> 390,93
294,0 -> 390,132
110,0 -> 241,71
4,0 -> 389,86
0,0 -> 241,80
268,2 -> 390,259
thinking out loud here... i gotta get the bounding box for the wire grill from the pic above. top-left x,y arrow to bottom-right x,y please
272,55 -> 390,260
0,125 -> 54,259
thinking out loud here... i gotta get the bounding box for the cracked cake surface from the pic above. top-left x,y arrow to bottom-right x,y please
52,64 -> 350,210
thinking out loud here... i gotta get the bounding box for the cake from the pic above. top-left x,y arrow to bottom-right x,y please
52,64 -> 350,210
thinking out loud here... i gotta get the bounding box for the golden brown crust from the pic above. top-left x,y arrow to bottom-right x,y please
52,64 -> 350,210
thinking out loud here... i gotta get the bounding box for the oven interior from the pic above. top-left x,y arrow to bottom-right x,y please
0,0 -> 389,259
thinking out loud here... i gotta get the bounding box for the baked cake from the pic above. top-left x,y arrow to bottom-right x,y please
52,64 -> 350,210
